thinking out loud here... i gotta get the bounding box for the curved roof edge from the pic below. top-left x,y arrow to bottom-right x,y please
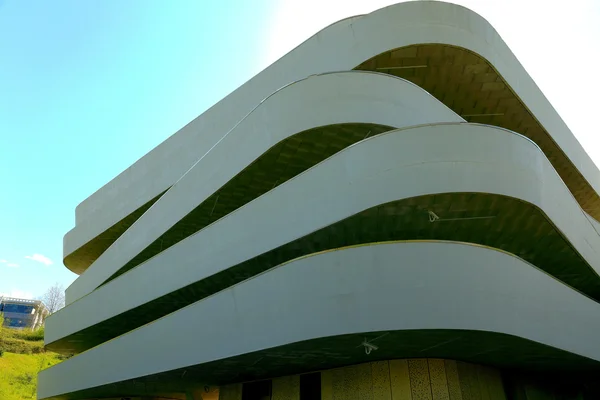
63,71 -> 460,275
67,1 -> 600,254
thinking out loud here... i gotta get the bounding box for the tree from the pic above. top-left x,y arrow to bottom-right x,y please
40,283 -> 65,314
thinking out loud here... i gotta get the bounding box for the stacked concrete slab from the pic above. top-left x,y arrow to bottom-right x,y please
39,2 -> 600,399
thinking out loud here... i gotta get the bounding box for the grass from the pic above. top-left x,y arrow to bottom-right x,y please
0,326 -> 64,400
0,352 -> 63,400
0,326 -> 45,355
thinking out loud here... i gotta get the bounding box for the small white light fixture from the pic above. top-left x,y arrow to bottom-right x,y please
362,338 -> 379,355
428,210 -> 440,222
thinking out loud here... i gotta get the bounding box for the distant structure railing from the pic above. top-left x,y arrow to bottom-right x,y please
0,296 -> 42,305
0,296 -> 49,330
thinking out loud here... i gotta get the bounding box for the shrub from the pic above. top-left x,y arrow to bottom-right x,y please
18,327 -> 44,342
1,327 -> 23,340
0,338 -> 43,355
14,372 -> 34,385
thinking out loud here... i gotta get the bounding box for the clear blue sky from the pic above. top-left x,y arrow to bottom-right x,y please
1,0 -> 599,300
0,0 -> 275,298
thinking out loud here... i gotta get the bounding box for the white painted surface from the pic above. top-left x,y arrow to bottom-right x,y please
67,1 -> 600,269
65,71 -> 462,303
48,124 -> 600,345
39,242 -> 600,399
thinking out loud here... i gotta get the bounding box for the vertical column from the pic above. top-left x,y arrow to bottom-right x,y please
408,359 -> 432,400
480,366 -> 505,400
389,360 -> 412,400
371,361 -> 392,400
475,365 -> 491,400
187,388 -> 220,400
443,360 -> 462,400
272,375 -> 300,400
322,369 -> 334,400
32,311 -> 40,330
219,383 -> 242,400
428,359 -> 450,400
456,361 -> 479,400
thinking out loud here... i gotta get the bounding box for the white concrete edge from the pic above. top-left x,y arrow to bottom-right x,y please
584,211 -> 600,236
65,71 -> 463,301
49,124 -> 600,345
39,241 -> 600,399
70,15 -> 360,227
63,70 -> 460,264
69,1 -> 600,251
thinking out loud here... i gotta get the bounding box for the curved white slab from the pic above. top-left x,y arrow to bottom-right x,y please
49,124 -> 600,345
39,242 -> 600,399
65,71 -> 462,301
70,0 -> 600,259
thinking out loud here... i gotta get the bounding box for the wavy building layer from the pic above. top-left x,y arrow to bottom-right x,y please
41,1 -> 600,400
64,71 -> 463,304
64,0 -> 600,276
46,124 -> 600,354
41,243 -> 600,399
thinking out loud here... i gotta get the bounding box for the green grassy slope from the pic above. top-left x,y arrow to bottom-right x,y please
0,326 -> 63,400
0,352 -> 62,400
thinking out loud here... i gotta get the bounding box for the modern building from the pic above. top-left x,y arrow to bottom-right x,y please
39,1 -> 600,399
0,296 -> 48,330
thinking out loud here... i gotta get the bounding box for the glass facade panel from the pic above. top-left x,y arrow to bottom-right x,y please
7,318 -> 29,328
2,304 -> 34,314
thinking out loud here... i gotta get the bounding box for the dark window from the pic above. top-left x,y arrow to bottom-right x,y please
7,319 -> 29,328
242,380 -> 272,400
2,304 -> 33,314
300,372 -> 321,400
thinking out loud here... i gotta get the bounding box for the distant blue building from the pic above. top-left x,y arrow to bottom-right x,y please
0,296 -> 48,330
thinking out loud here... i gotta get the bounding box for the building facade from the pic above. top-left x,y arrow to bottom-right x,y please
0,296 -> 48,330
39,1 -> 600,399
